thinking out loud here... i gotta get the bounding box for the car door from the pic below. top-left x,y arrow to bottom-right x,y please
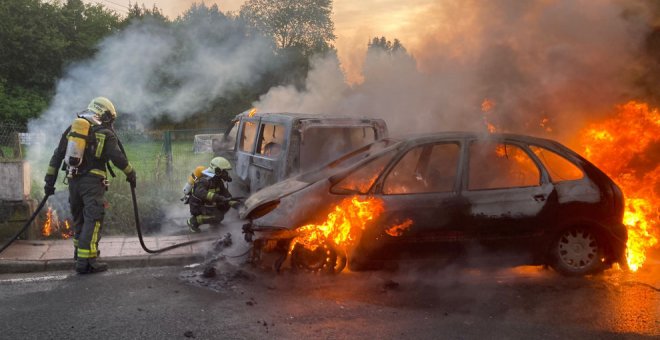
368,141 -> 467,256
460,139 -> 554,246
249,120 -> 288,192
235,117 -> 260,186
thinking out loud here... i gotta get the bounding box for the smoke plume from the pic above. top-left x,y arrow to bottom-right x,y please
255,0 -> 655,141
28,16 -> 273,167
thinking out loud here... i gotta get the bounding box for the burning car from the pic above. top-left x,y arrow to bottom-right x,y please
240,132 -> 628,276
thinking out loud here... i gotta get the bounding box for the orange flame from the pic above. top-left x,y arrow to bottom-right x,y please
290,196 -> 415,254
385,219 -> 413,237
42,207 -> 53,237
481,98 -> 497,133
61,220 -> 72,239
41,206 -> 73,239
291,196 -> 384,253
577,101 -> 659,271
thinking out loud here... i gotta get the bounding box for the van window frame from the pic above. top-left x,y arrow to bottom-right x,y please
237,117 -> 260,155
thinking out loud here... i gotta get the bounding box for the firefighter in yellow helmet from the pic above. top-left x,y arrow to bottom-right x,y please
44,97 -> 136,274
186,157 -> 238,232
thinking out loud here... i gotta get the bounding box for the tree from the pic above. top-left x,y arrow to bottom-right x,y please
121,1 -> 168,27
0,0 -> 121,124
239,0 -> 336,56
368,36 -> 407,55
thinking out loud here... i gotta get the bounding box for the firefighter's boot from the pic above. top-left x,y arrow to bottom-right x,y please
75,258 -> 108,274
187,217 -> 201,233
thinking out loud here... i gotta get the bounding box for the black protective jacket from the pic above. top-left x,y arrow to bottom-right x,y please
46,120 -> 133,179
189,175 -> 231,213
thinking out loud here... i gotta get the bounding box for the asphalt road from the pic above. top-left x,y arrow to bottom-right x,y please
0,256 -> 658,339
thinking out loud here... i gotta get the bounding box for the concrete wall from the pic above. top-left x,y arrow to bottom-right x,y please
0,161 -> 31,201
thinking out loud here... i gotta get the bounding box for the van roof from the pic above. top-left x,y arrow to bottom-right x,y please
235,110 -> 380,122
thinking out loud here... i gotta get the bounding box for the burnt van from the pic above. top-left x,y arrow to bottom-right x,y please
213,110 -> 388,194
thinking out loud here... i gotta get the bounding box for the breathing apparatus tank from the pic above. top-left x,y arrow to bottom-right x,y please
182,166 -> 207,197
64,117 -> 92,177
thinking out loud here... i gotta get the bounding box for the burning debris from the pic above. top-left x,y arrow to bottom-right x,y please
41,206 -> 73,239
577,101 -> 660,272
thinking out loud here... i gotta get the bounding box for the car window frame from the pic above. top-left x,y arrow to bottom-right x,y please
254,121 -> 287,160
329,147 -> 400,195
527,143 -> 585,183
237,117 -> 260,155
378,141 -> 463,195
463,138 -> 547,192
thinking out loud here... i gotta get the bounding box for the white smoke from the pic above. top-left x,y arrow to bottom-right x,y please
255,0 -> 654,141
28,16 -> 274,175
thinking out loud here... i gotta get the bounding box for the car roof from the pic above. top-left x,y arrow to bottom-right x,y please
395,131 -> 562,148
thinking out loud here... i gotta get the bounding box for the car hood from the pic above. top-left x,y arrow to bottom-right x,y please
240,177 -> 312,218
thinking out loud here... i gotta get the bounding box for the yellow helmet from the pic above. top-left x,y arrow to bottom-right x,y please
209,157 -> 232,171
88,97 -> 117,122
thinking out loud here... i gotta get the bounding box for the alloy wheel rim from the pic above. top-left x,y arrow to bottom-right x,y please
557,229 -> 598,269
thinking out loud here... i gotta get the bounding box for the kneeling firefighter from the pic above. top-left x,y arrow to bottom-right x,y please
44,97 -> 136,274
187,157 -> 238,233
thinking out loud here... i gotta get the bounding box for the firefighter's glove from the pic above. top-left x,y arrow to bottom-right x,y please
126,170 -> 137,188
44,175 -> 56,196
229,200 -> 242,209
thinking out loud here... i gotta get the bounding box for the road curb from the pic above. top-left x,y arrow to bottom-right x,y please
0,254 -> 206,274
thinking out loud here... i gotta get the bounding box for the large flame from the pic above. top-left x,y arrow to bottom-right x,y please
291,196 -> 413,254
577,101 -> 659,271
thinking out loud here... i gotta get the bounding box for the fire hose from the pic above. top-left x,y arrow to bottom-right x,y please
129,184 -> 216,254
0,194 -> 51,254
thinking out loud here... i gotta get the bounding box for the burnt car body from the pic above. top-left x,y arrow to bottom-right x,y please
240,132 -> 628,276
214,110 -> 388,194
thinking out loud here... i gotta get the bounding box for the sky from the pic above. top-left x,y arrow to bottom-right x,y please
85,0 -> 436,82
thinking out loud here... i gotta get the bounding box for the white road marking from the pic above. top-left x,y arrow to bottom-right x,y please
0,274 -> 71,284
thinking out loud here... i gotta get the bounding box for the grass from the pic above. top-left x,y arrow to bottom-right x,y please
25,138 -> 215,237
102,139 -> 213,234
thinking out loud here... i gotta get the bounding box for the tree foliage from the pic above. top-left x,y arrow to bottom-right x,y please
0,0 -> 122,124
368,36 -> 407,55
122,1 -> 169,26
0,0 -> 339,127
240,0 -> 336,56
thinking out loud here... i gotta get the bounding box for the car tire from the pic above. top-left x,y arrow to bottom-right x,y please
550,226 -> 606,276
290,243 -> 346,274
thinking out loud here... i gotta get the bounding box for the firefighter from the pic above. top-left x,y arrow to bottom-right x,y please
187,156 -> 237,233
44,97 -> 136,274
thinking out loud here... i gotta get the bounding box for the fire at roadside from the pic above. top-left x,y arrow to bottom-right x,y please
41,205 -> 73,240
576,101 -> 660,272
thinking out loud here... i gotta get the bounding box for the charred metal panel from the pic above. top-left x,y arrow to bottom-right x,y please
249,180 -> 338,230
554,178 -> 601,204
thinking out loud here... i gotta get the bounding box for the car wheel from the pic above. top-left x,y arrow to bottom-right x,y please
551,227 -> 606,276
290,243 -> 346,274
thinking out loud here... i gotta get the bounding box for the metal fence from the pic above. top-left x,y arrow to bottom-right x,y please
100,127 -> 226,234
0,120 -> 25,160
